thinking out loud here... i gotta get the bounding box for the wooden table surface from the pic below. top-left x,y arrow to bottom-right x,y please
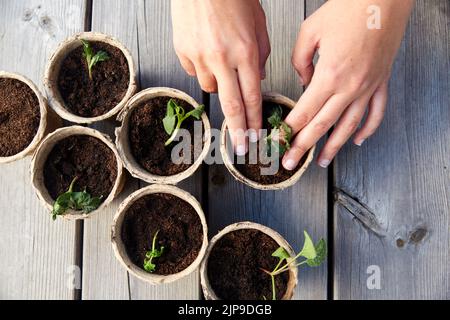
0,0 -> 448,300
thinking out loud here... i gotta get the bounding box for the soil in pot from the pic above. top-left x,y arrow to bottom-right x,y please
121,193 -> 203,275
43,135 -> 118,201
0,78 -> 40,157
207,229 -> 289,300
129,97 -> 201,176
234,101 -> 307,184
58,41 -> 130,117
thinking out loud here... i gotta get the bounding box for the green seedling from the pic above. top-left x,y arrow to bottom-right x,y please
143,230 -> 165,273
265,106 -> 293,157
162,98 -> 205,146
261,231 -> 326,300
51,177 -> 102,221
81,39 -> 109,80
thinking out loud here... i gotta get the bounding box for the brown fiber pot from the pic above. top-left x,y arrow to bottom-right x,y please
30,126 -> 125,220
0,71 -> 62,164
115,87 -> 211,185
44,32 -> 137,124
200,221 -> 298,300
220,92 -> 315,190
111,184 -> 209,284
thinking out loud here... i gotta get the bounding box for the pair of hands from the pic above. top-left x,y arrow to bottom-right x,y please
171,0 -> 413,169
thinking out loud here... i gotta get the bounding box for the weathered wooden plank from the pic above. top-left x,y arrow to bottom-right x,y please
83,0 -> 204,299
333,0 -> 450,299
81,0 -> 138,300
208,0 -> 328,300
0,0 -> 86,299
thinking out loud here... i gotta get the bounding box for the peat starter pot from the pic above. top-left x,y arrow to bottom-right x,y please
115,87 -> 211,184
111,184 -> 208,284
220,92 -> 315,190
200,222 -> 298,300
31,126 -> 124,220
0,71 -> 61,164
44,32 -> 137,123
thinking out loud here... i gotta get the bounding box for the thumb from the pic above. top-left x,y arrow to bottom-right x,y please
291,22 -> 318,86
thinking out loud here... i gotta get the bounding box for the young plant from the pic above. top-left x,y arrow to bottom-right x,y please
51,177 -> 102,220
80,39 -> 110,80
162,98 -> 205,146
261,231 -> 326,300
143,230 -> 165,273
265,106 -> 293,157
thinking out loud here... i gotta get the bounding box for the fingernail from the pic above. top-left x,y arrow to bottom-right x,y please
249,130 -> 259,143
283,159 -> 297,171
236,144 -> 247,156
355,139 -> 365,146
318,159 -> 330,168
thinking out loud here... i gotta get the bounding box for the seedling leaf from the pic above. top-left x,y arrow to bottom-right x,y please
298,231 -> 317,260
81,39 -> 110,80
163,99 -> 205,146
267,106 -> 283,127
263,230 -> 326,300
272,247 -> 290,261
51,177 -> 102,220
265,106 -> 293,157
306,238 -> 327,267
186,104 -> 205,120
143,230 -> 165,273
163,100 -> 177,134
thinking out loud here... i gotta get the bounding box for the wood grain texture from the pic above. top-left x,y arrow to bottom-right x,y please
81,0 -> 138,300
333,0 -> 450,299
208,0 -> 328,300
83,0 -> 204,300
0,0 -> 87,299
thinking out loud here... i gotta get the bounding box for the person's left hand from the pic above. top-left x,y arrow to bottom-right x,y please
282,0 -> 414,170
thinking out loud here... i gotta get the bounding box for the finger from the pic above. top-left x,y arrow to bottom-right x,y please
215,67 -> 248,155
284,76 -> 333,135
255,9 -> 271,79
353,80 -> 388,145
237,63 -> 262,142
254,4 -> 270,79
317,94 -> 370,167
256,31 -> 271,79
195,63 -> 218,93
178,55 -> 196,77
282,94 -> 351,170
292,22 -> 318,86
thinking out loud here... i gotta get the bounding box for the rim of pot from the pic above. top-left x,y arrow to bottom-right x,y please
43,32 -> 137,124
0,71 -> 49,164
30,125 -> 125,220
220,92 -> 315,190
199,221 -> 299,300
111,184 -> 209,285
115,87 -> 212,185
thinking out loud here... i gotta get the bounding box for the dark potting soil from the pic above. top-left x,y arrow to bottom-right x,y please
234,101 -> 306,184
0,78 -> 40,157
207,229 -> 289,300
58,41 -> 130,117
129,97 -> 202,176
121,193 -> 203,275
43,135 -> 118,201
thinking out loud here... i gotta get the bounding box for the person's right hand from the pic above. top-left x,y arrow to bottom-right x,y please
171,0 -> 270,155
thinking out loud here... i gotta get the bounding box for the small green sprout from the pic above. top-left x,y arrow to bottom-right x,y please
265,106 -> 293,157
261,231 -> 326,300
51,177 -> 102,221
81,39 -> 110,80
143,230 -> 165,273
162,98 -> 205,146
